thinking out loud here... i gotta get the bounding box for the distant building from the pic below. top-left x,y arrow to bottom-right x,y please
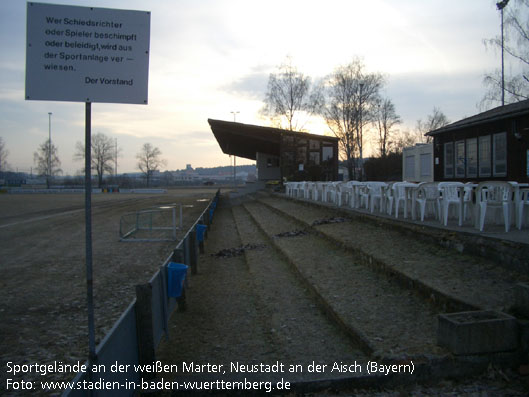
426,100 -> 529,182
208,119 -> 339,182
402,143 -> 434,182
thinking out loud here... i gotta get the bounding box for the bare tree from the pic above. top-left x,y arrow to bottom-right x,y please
374,97 -> 401,157
260,57 -> 320,131
0,137 -> 9,172
320,58 -> 384,179
482,0 -> 529,107
33,139 -> 62,188
136,143 -> 166,187
415,107 -> 450,143
393,130 -> 418,154
74,132 -> 117,188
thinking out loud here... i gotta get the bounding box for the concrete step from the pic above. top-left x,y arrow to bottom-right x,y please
241,199 -> 443,359
256,193 -> 527,314
231,205 -> 368,381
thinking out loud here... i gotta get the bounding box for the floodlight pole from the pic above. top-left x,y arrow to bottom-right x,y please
85,102 -> 96,372
497,0 -> 509,106
230,111 -> 239,187
48,112 -> 52,188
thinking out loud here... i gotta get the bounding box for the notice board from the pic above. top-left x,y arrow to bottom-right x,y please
26,2 -> 150,104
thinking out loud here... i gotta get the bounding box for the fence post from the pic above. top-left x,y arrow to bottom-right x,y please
198,220 -> 206,254
189,229 -> 198,275
184,234 -> 191,269
205,208 -> 211,229
135,283 -> 156,380
171,248 -> 187,312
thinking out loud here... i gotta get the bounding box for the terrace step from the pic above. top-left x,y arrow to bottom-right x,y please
231,205 -> 368,380
241,199 -> 443,359
255,193 -> 527,314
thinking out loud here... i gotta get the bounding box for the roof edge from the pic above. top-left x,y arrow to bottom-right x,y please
426,99 -> 529,136
207,119 -> 339,141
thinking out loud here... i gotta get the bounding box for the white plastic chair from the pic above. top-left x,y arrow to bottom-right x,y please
476,181 -> 514,232
383,182 -> 396,215
415,182 -> 441,221
284,182 -> 294,197
288,182 -> 300,198
346,181 -> 364,208
358,184 -> 370,210
314,182 -> 326,202
325,182 -> 342,204
392,182 -> 409,218
438,182 -> 464,226
299,182 -> 311,200
517,189 -> 529,230
334,182 -> 348,207
366,182 -> 388,213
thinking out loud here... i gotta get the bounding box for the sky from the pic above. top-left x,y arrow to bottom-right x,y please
0,0 -> 505,175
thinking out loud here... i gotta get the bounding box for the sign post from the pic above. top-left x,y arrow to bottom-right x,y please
26,2 -> 150,380
84,101 -> 95,364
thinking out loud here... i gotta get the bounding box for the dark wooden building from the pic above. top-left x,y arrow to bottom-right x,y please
208,119 -> 339,182
426,100 -> 529,183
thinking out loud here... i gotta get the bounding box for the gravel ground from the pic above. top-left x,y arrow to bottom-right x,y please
155,193 -> 528,395
242,199 -> 442,358
0,190 -> 215,393
157,201 -> 367,387
231,203 -> 367,379
4,189 -> 527,395
155,206 -> 364,397
258,194 -> 528,313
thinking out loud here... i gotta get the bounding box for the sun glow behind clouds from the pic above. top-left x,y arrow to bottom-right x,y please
0,0 -> 501,173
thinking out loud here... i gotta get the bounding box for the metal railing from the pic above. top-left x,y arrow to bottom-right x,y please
63,190 -> 219,396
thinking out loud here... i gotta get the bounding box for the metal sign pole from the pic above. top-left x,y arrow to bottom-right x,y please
85,102 -> 96,374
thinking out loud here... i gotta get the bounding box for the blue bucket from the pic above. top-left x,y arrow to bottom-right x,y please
196,224 -> 207,242
167,262 -> 188,298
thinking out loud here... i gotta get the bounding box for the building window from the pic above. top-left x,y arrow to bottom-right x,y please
420,153 -> 432,177
309,152 -> 320,165
466,138 -> 477,178
282,135 -> 295,146
479,135 -> 491,177
309,140 -> 320,150
296,146 -> 307,163
493,132 -> 507,176
266,157 -> 279,168
444,142 -> 454,178
455,140 -> 465,178
405,155 -> 415,180
322,146 -> 333,162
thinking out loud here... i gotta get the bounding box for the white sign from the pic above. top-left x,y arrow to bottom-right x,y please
26,2 -> 150,104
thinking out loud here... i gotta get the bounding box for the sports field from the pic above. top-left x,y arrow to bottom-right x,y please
0,188 -> 217,388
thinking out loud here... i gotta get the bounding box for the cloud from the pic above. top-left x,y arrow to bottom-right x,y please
223,71 -> 269,100
386,71 -> 486,128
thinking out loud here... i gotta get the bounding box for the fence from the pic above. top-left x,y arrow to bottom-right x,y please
63,190 -> 219,396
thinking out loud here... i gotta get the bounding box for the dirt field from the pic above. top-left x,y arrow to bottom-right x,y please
0,188 -> 217,392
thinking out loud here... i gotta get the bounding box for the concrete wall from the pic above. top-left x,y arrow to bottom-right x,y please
402,143 -> 434,182
256,152 -> 281,181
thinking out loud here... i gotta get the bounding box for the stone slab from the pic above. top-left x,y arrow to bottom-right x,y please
437,310 -> 518,355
